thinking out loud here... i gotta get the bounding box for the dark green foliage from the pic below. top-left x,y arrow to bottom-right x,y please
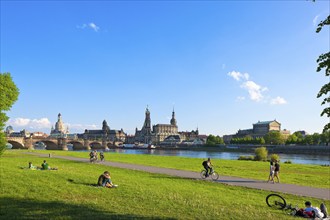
315,15 -> 330,133
238,155 -> 254,161
286,132 -> 329,145
264,131 -> 285,145
230,136 -> 265,145
0,73 -> 19,156
206,135 -> 224,146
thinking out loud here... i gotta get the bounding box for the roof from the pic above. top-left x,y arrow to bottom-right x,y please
253,120 -> 280,125
164,135 -> 181,141
154,124 -> 175,127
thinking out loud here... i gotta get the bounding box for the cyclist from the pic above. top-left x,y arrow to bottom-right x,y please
202,158 -> 213,177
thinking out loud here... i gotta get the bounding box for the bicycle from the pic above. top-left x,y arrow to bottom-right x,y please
266,194 -> 299,216
200,167 -> 219,180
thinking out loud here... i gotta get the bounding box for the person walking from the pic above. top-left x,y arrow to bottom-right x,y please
274,160 -> 280,183
267,161 -> 275,183
100,152 -> 105,162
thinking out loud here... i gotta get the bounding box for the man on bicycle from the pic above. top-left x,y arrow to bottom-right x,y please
202,158 -> 213,177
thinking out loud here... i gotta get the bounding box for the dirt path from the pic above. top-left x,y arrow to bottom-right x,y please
28,152 -> 330,200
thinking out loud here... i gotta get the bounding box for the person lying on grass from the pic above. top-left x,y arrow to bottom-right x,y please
28,162 -> 38,170
98,171 -> 117,188
295,201 -> 327,219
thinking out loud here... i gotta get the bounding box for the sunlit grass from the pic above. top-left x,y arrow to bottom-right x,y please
31,149 -> 330,189
1,150 -> 329,220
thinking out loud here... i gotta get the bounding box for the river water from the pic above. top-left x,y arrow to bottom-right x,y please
104,148 -> 330,165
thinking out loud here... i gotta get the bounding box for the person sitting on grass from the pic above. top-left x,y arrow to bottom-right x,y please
41,160 -> 58,170
97,171 -> 117,188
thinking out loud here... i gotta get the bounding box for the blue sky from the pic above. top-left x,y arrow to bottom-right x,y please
1,1 -> 329,136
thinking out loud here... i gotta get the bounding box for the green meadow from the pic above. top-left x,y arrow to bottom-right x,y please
36,150 -> 330,189
1,150 -> 329,220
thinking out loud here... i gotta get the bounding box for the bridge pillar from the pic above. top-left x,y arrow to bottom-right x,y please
24,137 -> 34,150
102,139 -> 109,151
84,139 -> 91,151
58,138 -> 68,151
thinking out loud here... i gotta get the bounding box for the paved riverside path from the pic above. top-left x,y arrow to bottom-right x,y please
28,152 -> 330,200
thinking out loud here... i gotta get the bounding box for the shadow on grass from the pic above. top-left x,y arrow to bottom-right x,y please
67,178 -> 99,187
0,197 -> 176,220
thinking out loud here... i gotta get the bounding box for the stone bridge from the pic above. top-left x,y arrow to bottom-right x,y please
6,136 -> 119,151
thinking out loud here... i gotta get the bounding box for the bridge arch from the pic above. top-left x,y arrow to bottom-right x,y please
67,141 -> 84,151
107,142 -> 115,148
7,140 -> 24,149
89,142 -> 102,150
33,140 -> 58,150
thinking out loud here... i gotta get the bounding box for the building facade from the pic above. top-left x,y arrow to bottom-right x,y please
133,107 -> 203,145
50,113 -> 69,137
223,120 -> 289,143
82,120 -> 126,142
134,107 -> 180,145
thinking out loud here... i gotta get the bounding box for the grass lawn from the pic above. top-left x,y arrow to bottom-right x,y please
35,149 -> 330,189
1,150 -> 329,220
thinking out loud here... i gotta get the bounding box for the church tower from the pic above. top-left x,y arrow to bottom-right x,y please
170,109 -> 177,127
142,106 -> 152,135
102,120 -> 110,134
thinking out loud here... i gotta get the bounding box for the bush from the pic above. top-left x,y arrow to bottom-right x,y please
238,155 -> 255,161
254,147 -> 268,161
270,154 -> 280,162
284,160 -> 292,164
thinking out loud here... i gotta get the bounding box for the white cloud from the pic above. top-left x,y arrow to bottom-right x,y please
241,80 -> 268,102
227,71 -> 249,81
7,117 -> 51,129
77,22 -> 100,32
270,96 -> 287,105
228,70 -> 287,105
313,15 -> 320,26
89,23 -> 100,32
6,118 -> 103,133
65,123 -> 98,131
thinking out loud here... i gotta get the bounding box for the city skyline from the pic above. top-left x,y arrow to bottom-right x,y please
1,1 -> 329,136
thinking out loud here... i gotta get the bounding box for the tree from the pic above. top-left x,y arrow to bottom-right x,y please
254,147 -> 268,161
270,154 -> 280,162
320,131 -> 330,145
316,15 -> 330,133
286,133 -> 298,145
206,134 -> 224,146
264,131 -> 285,145
0,73 -> 19,156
